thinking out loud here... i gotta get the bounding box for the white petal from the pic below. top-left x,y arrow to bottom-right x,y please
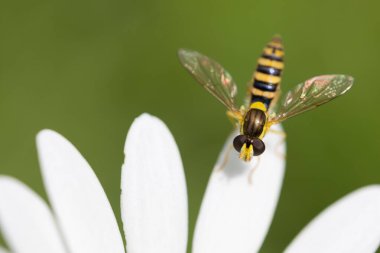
121,114 -> 188,253
36,130 -> 124,253
285,185 -> 380,253
0,176 -> 66,253
193,125 -> 286,253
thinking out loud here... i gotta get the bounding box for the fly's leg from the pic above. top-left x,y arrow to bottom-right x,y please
268,129 -> 286,159
214,143 -> 233,172
248,156 -> 261,184
226,110 -> 242,127
268,128 -> 286,138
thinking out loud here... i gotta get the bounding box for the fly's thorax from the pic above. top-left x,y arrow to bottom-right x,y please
242,108 -> 267,138
234,102 -> 268,159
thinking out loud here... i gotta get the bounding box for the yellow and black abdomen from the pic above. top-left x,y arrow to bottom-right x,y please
251,36 -> 285,109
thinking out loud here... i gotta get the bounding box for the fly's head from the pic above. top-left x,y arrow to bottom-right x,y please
233,135 -> 265,161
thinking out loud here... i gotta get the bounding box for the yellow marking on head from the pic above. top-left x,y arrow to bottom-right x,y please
254,72 -> 281,84
249,101 -> 267,111
263,47 -> 284,57
239,143 -> 254,162
258,58 -> 284,69
251,88 -> 276,99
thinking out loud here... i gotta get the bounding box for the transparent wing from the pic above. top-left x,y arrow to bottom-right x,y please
268,75 -> 354,124
178,48 -> 239,112
268,89 -> 282,115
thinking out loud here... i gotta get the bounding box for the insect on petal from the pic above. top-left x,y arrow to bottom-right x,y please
193,125 -> 286,253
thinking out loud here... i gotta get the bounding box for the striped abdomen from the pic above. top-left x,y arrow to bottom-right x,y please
251,36 -> 284,109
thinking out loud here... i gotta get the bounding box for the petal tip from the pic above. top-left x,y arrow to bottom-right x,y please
36,129 -> 74,155
0,176 -> 32,201
355,184 -> 380,199
124,113 -> 168,152
36,129 -> 62,145
132,113 -> 163,127
0,175 -> 20,187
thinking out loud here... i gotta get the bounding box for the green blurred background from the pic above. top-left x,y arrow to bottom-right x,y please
0,0 -> 379,251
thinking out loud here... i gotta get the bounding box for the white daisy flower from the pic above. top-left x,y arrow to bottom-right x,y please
0,113 -> 379,253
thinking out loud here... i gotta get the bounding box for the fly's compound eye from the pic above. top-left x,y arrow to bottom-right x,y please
233,135 -> 248,152
251,138 -> 265,156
